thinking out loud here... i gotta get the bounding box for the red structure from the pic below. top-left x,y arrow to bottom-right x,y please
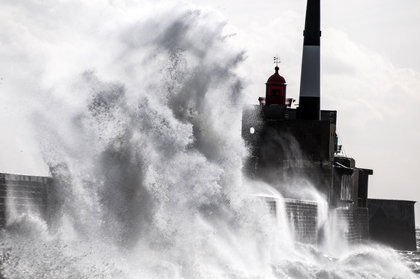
265,66 -> 287,106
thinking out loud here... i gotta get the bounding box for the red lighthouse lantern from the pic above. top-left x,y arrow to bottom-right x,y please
265,66 -> 287,106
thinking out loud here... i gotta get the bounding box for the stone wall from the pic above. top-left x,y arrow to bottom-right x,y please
263,198 -> 370,245
335,207 -> 369,243
284,199 -> 318,244
0,173 -> 50,227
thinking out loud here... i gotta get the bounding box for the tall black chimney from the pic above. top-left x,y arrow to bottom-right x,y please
298,0 -> 321,120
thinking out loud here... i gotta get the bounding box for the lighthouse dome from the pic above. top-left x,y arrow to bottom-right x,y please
264,65 -> 287,106
266,66 -> 286,84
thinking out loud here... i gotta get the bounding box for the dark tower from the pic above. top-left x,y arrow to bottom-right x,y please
265,66 -> 287,106
298,0 -> 321,120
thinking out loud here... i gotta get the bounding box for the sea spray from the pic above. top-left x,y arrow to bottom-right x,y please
0,3 -> 417,279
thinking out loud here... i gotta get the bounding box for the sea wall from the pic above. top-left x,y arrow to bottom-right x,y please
368,199 -> 416,251
335,207 -> 369,243
263,197 -> 371,245
0,172 -> 372,248
284,199 -> 318,244
0,173 -> 50,227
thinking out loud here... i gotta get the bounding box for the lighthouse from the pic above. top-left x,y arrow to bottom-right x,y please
265,65 -> 287,106
239,0 -> 418,250
298,0 -> 321,120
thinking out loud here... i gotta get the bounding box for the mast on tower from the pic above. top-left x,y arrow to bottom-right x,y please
298,0 -> 321,120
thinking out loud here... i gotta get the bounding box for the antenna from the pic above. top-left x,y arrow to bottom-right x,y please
273,55 -> 281,67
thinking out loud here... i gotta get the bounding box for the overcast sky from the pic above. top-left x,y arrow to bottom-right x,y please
1,0 -> 419,222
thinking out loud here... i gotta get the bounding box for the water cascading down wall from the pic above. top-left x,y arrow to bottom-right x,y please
241,0 -> 373,244
0,1 -> 419,278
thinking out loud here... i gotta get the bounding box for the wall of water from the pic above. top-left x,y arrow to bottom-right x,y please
0,3 -> 417,278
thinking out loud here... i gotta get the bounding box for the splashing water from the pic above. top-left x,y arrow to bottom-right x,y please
0,3 -> 417,279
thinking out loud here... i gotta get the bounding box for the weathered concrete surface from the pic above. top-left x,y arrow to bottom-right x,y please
368,198 -> 417,251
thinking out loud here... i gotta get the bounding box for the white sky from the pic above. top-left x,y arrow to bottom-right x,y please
1,0 -> 420,222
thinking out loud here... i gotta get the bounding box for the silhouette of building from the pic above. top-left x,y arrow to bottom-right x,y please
241,0 -> 416,249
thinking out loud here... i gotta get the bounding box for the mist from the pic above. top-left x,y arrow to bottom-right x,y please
0,1 -> 418,278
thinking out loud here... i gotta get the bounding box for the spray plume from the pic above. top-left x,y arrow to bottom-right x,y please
0,2 -> 416,278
